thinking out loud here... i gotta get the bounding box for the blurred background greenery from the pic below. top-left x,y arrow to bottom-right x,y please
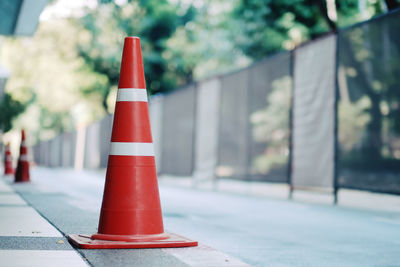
0,0 -> 398,143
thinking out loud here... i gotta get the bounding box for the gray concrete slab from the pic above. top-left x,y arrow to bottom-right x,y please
0,177 -> 13,192
79,249 -> 189,267
0,206 -> 62,237
0,193 -> 27,205
164,244 -> 251,267
0,250 -> 88,267
0,237 -> 72,250
12,190 -> 99,236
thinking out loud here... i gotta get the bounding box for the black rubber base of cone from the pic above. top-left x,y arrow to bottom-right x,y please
68,233 -> 198,249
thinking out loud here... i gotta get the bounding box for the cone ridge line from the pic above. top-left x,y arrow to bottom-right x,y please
117,88 -> 148,102
109,142 -> 154,156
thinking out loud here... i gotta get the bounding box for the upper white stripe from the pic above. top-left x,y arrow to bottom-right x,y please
109,142 -> 154,156
117,88 -> 148,102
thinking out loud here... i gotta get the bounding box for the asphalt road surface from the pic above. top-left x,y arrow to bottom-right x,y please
11,167 -> 400,266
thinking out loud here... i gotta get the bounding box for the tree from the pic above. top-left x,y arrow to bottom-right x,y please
384,0 -> 400,10
0,93 -> 26,132
232,0 -> 387,59
77,0 -> 196,113
1,19 -> 103,139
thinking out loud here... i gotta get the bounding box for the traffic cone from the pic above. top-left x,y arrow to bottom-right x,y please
4,143 -> 13,175
68,37 -> 197,249
15,130 -> 30,182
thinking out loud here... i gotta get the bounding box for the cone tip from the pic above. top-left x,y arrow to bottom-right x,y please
125,36 -> 140,41
119,36 -> 145,88
124,37 -> 141,45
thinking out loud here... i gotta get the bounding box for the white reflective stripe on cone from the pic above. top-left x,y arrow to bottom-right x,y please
19,155 -> 28,161
109,142 -> 154,156
6,156 -> 12,161
117,88 -> 148,102
20,141 -> 27,147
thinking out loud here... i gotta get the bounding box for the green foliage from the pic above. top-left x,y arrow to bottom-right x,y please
0,93 -> 26,132
165,1 -> 251,80
1,19 -> 104,139
232,0 -> 387,59
77,0 -> 197,112
0,0 -> 395,138
232,0 -> 333,58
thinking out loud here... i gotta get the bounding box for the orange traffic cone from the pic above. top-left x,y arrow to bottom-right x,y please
4,143 -> 13,175
15,130 -> 30,182
68,37 -> 197,249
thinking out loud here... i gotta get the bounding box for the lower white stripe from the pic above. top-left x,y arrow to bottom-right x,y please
109,142 -> 154,156
117,88 -> 148,102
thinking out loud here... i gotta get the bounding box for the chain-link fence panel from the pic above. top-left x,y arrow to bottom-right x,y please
217,69 -> 249,179
61,131 -> 76,168
292,34 -> 336,189
161,85 -> 196,176
41,140 -> 50,166
193,78 -> 221,184
84,121 -> 101,169
149,95 -> 163,172
99,115 -> 113,168
337,11 -> 400,194
33,143 -> 40,165
49,135 -> 62,167
248,53 -> 292,182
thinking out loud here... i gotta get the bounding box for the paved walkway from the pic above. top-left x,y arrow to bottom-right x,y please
0,171 -> 251,267
2,168 -> 400,266
0,175 -> 87,267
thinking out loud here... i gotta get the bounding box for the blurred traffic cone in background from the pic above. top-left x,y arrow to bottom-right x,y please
15,130 -> 30,182
68,37 -> 197,249
4,143 -> 13,175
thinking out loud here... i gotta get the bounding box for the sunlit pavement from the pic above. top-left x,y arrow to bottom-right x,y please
2,167 -> 400,266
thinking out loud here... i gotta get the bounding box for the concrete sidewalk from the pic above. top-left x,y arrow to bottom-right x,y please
0,176 -> 88,267
2,167 -> 400,266
0,172 -> 251,267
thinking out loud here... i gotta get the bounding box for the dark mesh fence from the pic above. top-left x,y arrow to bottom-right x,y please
33,143 -> 40,165
292,35 -> 336,189
43,140 -> 51,166
161,85 -> 196,176
193,78 -> 221,183
247,53 -> 291,182
49,136 -> 62,167
99,115 -> 113,168
337,11 -> 400,194
217,53 -> 291,182
30,10 -> 400,197
84,121 -> 100,169
217,69 -> 249,179
149,95 -> 163,170
61,131 -> 76,168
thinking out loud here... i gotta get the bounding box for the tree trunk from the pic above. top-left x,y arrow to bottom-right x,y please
385,0 -> 400,10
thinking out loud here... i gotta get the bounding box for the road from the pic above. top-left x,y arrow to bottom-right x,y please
12,167 -> 400,266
